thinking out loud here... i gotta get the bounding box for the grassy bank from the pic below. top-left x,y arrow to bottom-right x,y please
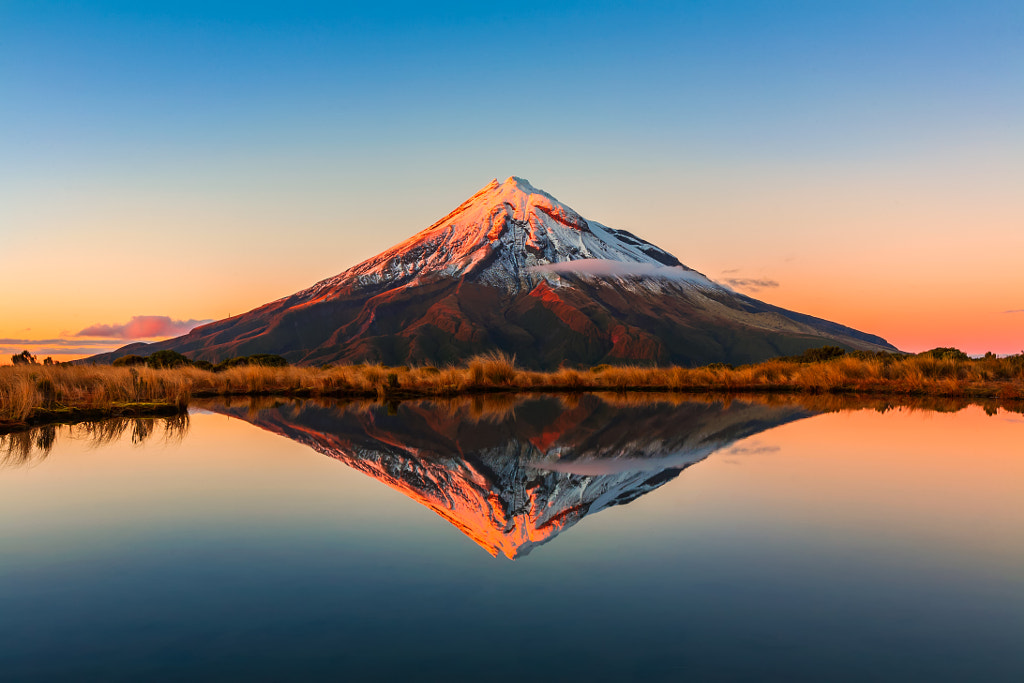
2,351 -> 1023,431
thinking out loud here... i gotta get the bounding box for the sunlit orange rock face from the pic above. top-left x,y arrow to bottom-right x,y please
210,395 -> 811,558
89,176 -> 895,369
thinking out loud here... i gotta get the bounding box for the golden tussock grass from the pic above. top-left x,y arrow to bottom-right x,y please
3,351 -> 1023,430
0,364 -> 193,425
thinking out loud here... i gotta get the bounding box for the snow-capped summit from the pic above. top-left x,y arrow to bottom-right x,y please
90,177 -> 898,368
303,176 -> 703,296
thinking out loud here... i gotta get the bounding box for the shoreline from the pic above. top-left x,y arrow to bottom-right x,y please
3,353 -> 1023,434
4,386 -> 1023,436
0,402 -> 183,434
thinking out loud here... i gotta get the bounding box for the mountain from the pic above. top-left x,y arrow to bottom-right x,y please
91,176 -> 896,368
206,395 -> 813,558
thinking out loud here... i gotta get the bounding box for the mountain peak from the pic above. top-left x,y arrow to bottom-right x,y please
318,176 -> 687,294
88,176 -> 897,369
463,176 -> 575,223
502,175 -> 530,187
498,175 -> 544,196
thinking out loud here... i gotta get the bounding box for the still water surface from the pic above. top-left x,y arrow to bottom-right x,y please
1,395 -> 1021,681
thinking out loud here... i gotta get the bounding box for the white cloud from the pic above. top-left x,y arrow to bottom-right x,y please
529,259 -> 713,285
76,315 -> 211,339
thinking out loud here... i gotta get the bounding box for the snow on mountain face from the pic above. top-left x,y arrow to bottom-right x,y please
303,176 -> 720,296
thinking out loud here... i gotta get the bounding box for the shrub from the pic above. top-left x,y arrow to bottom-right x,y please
850,350 -> 904,364
919,347 -> 970,362
248,354 -> 288,367
145,350 -> 193,369
214,354 -> 289,372
787,346 -> 847,363
11,350 -> 37,365
113,355 -> 147,367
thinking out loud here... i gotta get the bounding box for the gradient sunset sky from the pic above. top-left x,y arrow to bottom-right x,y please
2,0 -> 1022,361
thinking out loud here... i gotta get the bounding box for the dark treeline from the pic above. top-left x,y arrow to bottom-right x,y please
111,350 -> 289,372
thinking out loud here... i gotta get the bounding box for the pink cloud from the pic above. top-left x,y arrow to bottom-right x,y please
75,315 -> 211,339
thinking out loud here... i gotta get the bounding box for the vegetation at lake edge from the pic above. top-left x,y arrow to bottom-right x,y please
111,350 -> 288,371
2,347 -> 1023,430
5,389 -> 1021,467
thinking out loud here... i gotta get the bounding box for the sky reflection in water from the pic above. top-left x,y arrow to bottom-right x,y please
0,395 -> 1021,681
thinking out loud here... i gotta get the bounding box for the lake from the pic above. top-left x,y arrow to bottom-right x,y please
1,394 -> 1021,681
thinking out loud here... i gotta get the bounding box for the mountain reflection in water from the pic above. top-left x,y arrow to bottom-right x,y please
5,394 -> 1020,559
2,394 -> 1021,681
198,394 -> 811,558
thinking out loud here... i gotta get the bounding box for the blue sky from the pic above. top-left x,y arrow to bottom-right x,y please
6,1 -> 1020,168
2,1 -> 1023,356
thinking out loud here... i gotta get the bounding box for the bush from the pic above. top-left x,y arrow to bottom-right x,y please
214,354 -> 289,372
248,354 -> 288,367
778,346 -> 847,363
920,347 -> 970,362
792,346 -> 847,363
145,350 -> 193,369
113,355 -> 147,367
850,350 -> 904,364
11,350 -> 37,365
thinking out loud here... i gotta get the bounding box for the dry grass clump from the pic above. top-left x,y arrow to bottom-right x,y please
0,364 -> 192,426
465,351 -> 518,387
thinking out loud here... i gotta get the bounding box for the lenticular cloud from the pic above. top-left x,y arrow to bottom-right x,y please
76,316 -> 211,339
528,259 -> 713,285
